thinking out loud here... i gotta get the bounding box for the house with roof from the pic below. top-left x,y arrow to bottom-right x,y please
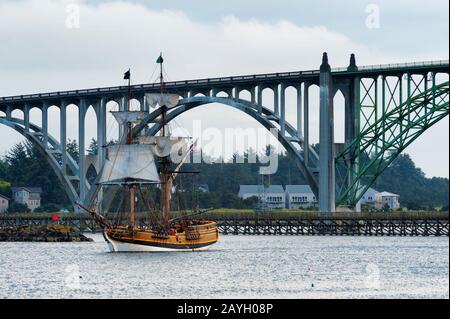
360,187 -> 400,210
285,185 -> 318,209
238,185 -> 285,209
11,187 -> 42,212
376,191 -> 400,210
0,194 -> 9,213
360,187 -> 379,206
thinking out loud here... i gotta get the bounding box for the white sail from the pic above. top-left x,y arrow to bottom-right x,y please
138,136 -> 189,158
145,93 -> 180,109
111,111 -> 147,126
99,144 -> 160,184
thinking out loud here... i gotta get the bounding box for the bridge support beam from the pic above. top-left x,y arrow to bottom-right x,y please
297,85 -> 302,138
280,84 -> 286,136
304,82 -> 310,167
97,98 -> 106,169
42,102 -> 48,149
24,104 -> 30,132
257,85 -> 263,114
60,101 -> 67,175
345,54 -> 361,212
79,99 -> 87,201
319,53 -> 335,213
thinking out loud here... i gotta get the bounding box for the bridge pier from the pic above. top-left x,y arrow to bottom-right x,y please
319,53 -> 335,213
344,54 -> 361,212
296,85 -> 302,138
78,99 -> 87,201
60,101 -> 67,175
303,82 -> 310,167
42,102 -> 48,149
280,84 -> 286,136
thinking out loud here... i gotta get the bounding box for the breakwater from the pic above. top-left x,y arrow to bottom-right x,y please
0,214 -> 448,236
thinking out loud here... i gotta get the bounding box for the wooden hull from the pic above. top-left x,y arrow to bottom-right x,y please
103,222 -> 219,253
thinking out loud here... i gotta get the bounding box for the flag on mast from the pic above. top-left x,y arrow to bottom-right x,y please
123,69 -> 131,80
156,53 -> 164,64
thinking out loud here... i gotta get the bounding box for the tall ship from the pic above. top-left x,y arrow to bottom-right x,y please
78,55 -> 219,252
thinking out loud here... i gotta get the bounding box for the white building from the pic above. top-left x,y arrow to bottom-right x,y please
0,194 -> 9,213
238,185 -> 285,209
285,185 -> 318,209
11,187 -> 42,211
360,187 -> 400,210
376,191 -> 400,210
360,187 -> 379,206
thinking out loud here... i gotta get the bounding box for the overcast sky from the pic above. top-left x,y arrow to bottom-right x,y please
0,0 -> 448,177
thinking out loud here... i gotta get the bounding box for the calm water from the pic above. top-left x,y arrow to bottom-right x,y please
0,234 -> 448,299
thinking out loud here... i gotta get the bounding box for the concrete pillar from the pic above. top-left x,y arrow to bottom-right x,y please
97,98 -> 107,169
60,101 -> 67,175
319,53 -> 335,213
273,85 -> 279,115
250,87 -> 256,104
5,106 -> 11,119
234,87 -> 240,100
211,88 -> 218,97
303,83 -> 310,167
79,99 -> 87,201
280,84 -> 286,136
257,85 -> 263,114
118,96 -> 126,139
346,54 -> 361,212
42,102 -> 48,149
138,96 -> 147,112
24,104 -> 30,132
297,85 -> 303,138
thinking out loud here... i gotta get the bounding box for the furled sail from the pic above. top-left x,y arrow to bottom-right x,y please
138,136 -> 189,158
111,111 -> 147,126
145,93 -> 180,109
99,144 -> 160,184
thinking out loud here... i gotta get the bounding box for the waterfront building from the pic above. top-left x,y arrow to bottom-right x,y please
285,185 -> 318,209
360,187 -> 401,210
238,185 -> 285,209
360,187 -> 379,206
11,187 -> 42,211
0,194 -> 9,213
376,191 -> 401,210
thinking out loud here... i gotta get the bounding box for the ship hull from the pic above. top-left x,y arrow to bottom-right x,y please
103,222 -> 219,253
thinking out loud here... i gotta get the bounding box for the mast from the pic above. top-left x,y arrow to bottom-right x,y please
157,53 -> 170,226
126,69 -> 135,228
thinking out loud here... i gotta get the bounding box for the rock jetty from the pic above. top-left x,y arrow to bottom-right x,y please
0,224 -> 93,242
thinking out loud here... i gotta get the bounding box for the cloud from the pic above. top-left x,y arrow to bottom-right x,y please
0,0 -> 448,177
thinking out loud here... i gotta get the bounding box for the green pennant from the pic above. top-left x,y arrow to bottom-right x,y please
156,54 -> 164,64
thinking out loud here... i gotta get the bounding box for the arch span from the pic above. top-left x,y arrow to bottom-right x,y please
135,96 -> 320,196
0,116 -> 80,204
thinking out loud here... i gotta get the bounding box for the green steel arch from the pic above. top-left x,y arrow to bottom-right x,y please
336,80 -> 449,207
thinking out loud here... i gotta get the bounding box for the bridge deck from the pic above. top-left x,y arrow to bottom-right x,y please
0,60 -> 448,106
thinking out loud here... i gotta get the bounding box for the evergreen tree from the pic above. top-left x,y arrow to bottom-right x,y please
87,138 -> 98,156
66,139 -> 79,163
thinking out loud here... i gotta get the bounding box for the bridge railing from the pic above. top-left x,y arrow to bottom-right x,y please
332,59 -> 449,73
1,60 -> 448,103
